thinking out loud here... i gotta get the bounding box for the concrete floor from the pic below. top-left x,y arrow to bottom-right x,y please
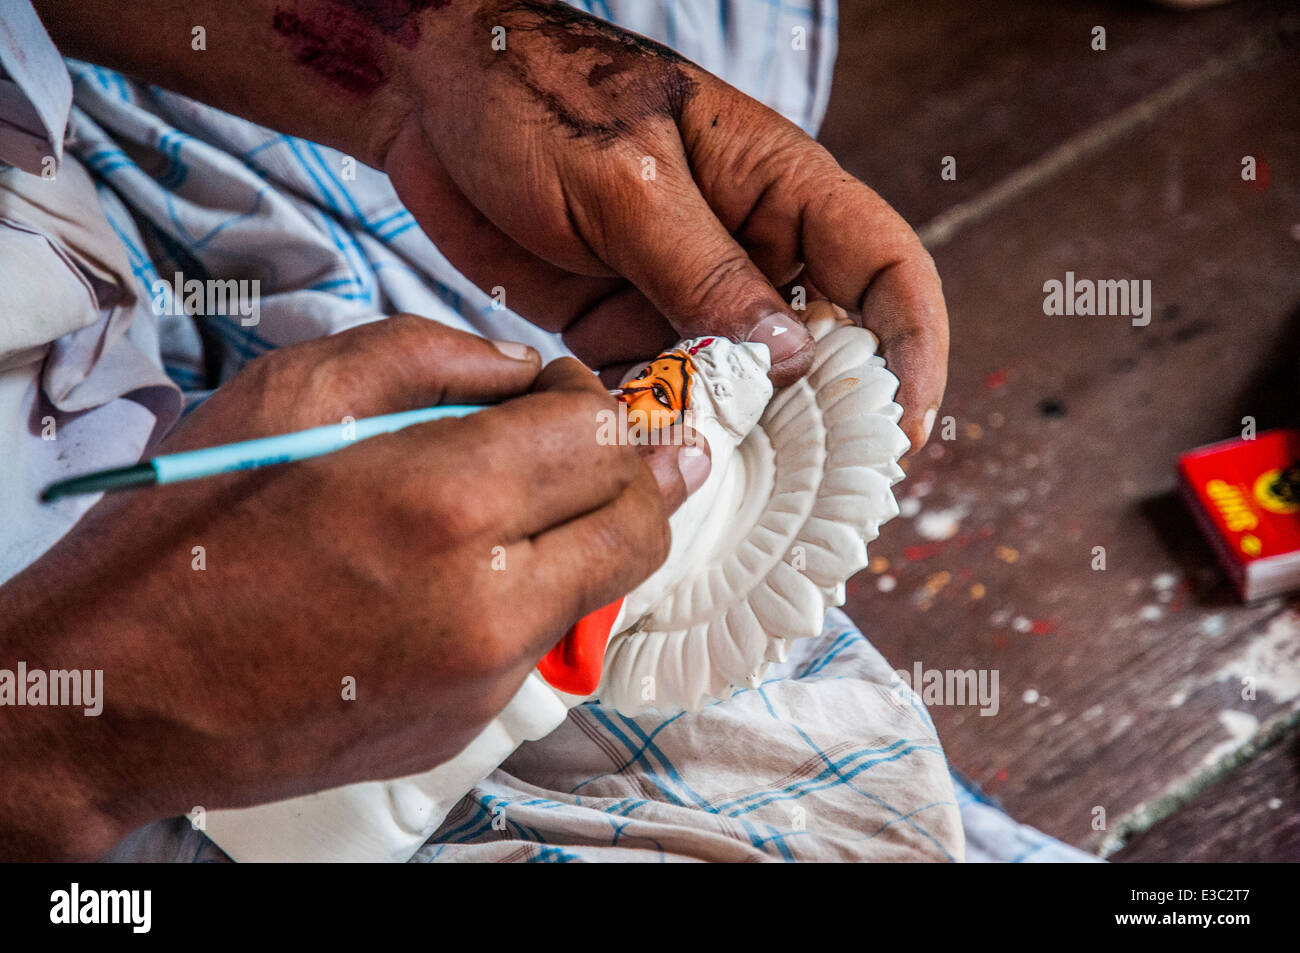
821,0 -> 1300,860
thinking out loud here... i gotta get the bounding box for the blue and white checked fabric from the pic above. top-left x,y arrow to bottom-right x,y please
3,0 -> 1098,861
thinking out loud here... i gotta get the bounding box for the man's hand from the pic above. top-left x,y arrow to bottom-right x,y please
32,0 -> 948,451
0,317 -> 707,859
382,0 -> 949,449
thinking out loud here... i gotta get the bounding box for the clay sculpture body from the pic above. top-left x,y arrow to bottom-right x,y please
203,304 -> 909,861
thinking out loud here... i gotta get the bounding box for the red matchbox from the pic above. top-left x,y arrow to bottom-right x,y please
1178,429 -> 1300,602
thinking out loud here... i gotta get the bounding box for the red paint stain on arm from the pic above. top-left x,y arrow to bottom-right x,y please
272,8 -> 389,94
271,1 -> 450,93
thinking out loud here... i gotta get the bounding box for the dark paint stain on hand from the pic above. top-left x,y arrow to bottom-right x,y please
482,0 -> 700,142
272,0 -> 449,92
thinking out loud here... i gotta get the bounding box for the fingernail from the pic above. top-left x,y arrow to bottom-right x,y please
489,338 -> 536,361
746,312 -> 812,366
677,440 -> 711,496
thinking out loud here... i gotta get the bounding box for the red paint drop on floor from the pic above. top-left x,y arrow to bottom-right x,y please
1249,156 -> 1271,192
904,542 -> 947,561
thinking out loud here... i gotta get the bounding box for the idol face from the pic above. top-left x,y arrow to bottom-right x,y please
617,352 -> 694,430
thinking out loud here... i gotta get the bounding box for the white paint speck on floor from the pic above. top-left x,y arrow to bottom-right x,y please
1212,610 -> 1300,704
1200,614 -> 1226,637
915,504 -> 967,540
1200,709 -> 1260,769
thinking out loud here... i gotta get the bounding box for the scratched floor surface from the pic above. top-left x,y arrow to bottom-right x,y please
822,0 -> 1300,859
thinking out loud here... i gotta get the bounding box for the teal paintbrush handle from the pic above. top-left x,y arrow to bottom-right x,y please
152,404 -> 487,484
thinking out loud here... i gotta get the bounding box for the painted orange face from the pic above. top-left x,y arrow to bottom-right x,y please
617,351 -> 694,430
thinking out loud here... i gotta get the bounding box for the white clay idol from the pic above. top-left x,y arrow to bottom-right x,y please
204,303 -> 909,861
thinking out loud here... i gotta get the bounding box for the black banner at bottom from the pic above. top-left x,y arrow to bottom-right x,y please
0,861 -> 1285,942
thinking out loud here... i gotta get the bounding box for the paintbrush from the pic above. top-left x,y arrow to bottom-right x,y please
41,403 -> 490,502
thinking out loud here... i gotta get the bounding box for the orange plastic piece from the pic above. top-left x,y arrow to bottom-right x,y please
538,597 -> 625,696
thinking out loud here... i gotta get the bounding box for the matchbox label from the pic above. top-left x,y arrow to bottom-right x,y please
1179,430 -> 1300,563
